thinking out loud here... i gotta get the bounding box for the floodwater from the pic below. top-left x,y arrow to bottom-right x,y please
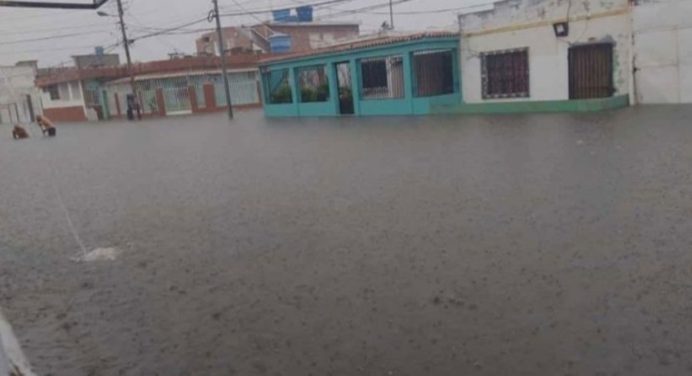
1,107 -> 692,375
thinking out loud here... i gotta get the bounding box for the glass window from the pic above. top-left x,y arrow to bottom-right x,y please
297,65 -> 329,103
481,48 -> 529,99
360,56 -> 404,99
262,68 -> 293,104
44,85 -> 60,100
413,50 -> 455,97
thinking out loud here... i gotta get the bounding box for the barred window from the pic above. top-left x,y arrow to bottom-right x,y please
481,48 -> 529,99
413,49 -> 455,97
360,56 -> 404,99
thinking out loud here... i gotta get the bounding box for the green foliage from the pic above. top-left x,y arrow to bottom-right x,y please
301,83 -> 330,103
270,84 -> 293,104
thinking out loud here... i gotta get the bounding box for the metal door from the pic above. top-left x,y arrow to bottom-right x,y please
569,43 -> 614,99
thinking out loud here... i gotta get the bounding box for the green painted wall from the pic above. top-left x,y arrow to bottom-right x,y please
260,37 -> 461,117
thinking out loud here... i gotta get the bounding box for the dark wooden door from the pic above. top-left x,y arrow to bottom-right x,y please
568,43 -> 614,99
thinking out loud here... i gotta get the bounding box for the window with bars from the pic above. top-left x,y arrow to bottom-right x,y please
360,55 -> 404,99
413,49 -> 455,97
481,48 -> 529,99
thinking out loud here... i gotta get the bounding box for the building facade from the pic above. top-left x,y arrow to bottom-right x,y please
196,22 -> 360,56
0,64 -> 42,124
259,32 -> 460,117
72,52 -> 121,69
35,54 -> 262,122
456,0 -> 632,113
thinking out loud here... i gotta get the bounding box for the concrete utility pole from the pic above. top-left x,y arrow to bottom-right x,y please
115,0 -> 139,119
211,0 -> 234,119
389,0 -> 394,29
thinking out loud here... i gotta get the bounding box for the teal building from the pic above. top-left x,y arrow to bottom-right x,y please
259,32 -> 461,117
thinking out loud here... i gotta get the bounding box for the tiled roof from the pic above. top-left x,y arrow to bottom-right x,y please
259,31 -> 459,64
35,54 -> 260,87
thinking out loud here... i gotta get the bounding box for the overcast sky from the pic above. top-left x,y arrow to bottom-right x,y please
0,0 -> 490,67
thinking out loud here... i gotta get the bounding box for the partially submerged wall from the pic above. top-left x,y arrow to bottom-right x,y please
633,0 -> 692,103
459,0 -> 631,103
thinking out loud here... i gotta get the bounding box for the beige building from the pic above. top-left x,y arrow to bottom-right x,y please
196,22 -> 360,56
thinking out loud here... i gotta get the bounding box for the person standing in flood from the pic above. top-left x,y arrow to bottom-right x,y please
12,125 -> 29,140
36,115 -> 56,137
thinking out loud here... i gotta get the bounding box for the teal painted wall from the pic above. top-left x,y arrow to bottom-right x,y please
260,37 -> 461,117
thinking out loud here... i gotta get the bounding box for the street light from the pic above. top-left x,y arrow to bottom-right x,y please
97,0 -> 139,120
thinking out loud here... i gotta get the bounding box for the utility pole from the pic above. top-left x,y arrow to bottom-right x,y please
115,0 -> 139,119
211,0 -> 234,119
389,0 -> 394,29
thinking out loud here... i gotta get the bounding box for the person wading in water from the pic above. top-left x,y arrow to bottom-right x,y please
36,115 -> 56,137
12,124 -> 29,140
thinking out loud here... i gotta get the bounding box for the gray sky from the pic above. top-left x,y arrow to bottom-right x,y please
0,0 -> 488,67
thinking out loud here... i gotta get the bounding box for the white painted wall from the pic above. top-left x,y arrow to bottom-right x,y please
459,0 -> 631,103
0,65 -> 42,123
40,80 -> 87,110
633,0 -> 692,103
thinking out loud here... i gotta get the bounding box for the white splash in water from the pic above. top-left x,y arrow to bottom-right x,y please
72,247 -> 121,263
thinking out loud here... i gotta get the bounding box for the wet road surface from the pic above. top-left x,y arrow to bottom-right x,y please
2,107 -> 692,375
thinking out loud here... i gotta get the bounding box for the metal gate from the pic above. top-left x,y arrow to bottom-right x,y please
568,43 -> 614,99
162,86 -> 192,115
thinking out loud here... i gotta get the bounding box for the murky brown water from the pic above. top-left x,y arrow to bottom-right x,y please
2,107 -> 692,375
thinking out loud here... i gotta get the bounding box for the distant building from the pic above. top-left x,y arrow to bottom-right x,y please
196,21 -> 359,56
72,48 -> 121,69
0,63 -> 42,124
197,5 -> 359,56
35,54 -> 262,122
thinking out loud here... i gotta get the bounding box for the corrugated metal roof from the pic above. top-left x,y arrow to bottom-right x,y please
259,31 -> 459,64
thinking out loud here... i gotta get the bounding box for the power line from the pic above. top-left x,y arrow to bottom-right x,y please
315,0 -> 414,20
0,30 -> 109,46
126,17 -> 210,43
0,22 -> 113,36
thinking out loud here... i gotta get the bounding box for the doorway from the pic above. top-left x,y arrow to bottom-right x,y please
334,62 -> 354,115
568,43 -> 614,99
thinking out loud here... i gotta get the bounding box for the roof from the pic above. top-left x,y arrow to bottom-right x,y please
259,31 -> 459,64
105,67 -> 258,85
35,54 -> 261,87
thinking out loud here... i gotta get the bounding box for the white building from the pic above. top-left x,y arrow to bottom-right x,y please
39,78 -> 96,122
458,0 -> 632,110
0,64 -> 42,124
632,0 -> 692,104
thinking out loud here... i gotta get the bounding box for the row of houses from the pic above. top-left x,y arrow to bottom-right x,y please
258,0 -> 691,117
2,0 -> 687,124
1,13 -> 362,124
32,53 -> 263,122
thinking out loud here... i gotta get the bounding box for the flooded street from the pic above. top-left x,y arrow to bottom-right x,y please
2,107 -> 692,375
